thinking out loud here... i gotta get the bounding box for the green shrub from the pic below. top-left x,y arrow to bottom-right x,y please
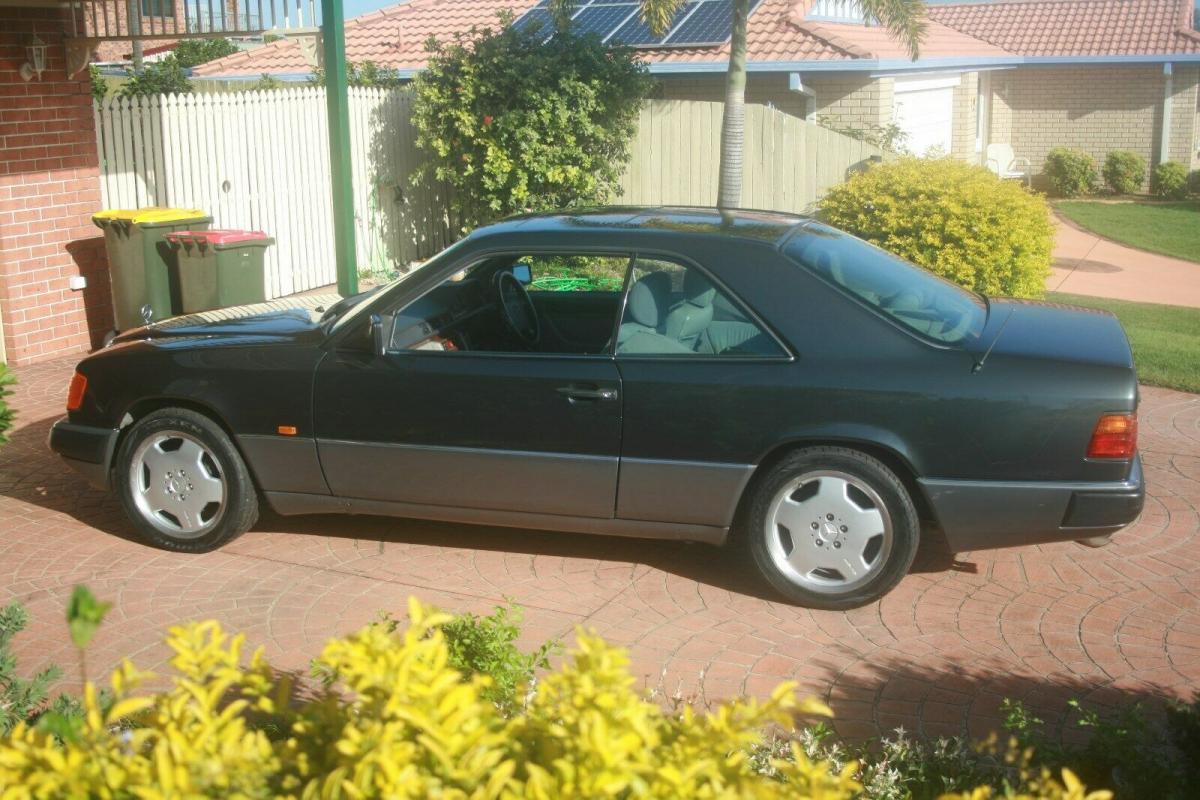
1189,169 -> 1200,196
0,364 -> 13,446
1152,161 -> 1190,199
818,157 -> 1054,298
1044,147 -> 1097,197
1101,150 -> 1145,194
440,601 -> 559,715
411,15 -> 652,230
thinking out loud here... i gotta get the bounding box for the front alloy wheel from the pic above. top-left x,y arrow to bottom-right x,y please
128,431 -> 227,538
116,407 -> 258,552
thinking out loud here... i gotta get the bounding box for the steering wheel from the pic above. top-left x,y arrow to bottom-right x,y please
496,271 -> 540,346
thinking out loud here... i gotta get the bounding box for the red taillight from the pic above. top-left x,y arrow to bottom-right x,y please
66,372 -> 87,412
1087,413 -> 1137,459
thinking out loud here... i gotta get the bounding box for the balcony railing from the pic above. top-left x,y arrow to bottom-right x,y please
67,0 -> 318,42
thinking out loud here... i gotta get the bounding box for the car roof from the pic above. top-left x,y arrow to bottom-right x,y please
473,206 -> 811,247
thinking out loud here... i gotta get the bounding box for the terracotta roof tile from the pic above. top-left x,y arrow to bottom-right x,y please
193,0 -> 1200,78
929,0 -> 1200,57
193,0 -> 538,76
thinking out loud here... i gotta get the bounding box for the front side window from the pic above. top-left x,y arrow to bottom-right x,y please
784,222 -> 987,345
615,257 -> 786,357
385,253 -> 631,356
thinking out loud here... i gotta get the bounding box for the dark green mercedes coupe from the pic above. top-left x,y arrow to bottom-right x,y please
50,208 -> 1144,608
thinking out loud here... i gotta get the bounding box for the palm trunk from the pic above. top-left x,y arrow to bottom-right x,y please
716,0 -> 749,209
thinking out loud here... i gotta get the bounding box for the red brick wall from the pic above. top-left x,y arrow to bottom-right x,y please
1,5 -> 111,365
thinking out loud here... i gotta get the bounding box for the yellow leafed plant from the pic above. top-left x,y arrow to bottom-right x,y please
0,597 -> 1105,799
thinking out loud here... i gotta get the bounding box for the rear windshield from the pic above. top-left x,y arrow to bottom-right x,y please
784,222 -> 987,345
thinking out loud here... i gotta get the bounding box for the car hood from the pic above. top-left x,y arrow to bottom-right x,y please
111,295 -> 342,346
972,298 -> 1134,370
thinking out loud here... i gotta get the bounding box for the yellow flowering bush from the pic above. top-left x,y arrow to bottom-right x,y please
0,597 -> 1106,799
819,158 -> 1053,298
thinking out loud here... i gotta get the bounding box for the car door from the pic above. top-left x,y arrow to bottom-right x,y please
312,255 -> 628,520
612,255 -> 793,528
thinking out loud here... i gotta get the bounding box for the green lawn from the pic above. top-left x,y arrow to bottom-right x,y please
1048,292 -> 1200,394
1055,200 -> 1200,263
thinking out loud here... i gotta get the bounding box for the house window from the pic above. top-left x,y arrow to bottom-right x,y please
142,0 -> 174,18
807,1 -> 868,24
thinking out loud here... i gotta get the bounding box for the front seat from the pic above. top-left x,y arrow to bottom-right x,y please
664,269 -> 716,350
616,272 -> 693,354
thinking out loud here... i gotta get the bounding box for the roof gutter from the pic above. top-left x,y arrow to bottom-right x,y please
645,53 -> 1200,75
200,53 -> 1200,82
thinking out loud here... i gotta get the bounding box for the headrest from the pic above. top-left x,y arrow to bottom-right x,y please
627,271 -> 671,328
682,269 -> 716,308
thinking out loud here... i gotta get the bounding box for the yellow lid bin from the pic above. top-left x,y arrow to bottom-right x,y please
92,207 -> 212,333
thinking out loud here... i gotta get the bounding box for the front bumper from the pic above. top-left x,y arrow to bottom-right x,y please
919,454 -> 1145,553
48,417 -> 119,491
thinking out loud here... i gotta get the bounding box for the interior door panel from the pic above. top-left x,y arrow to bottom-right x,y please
529,291 -> 622,354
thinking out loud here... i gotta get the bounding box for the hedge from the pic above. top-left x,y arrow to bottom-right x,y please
819,157 -> 1054,298
0,597 -> 1109,799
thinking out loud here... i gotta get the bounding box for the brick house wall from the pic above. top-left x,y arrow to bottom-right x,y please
1,5 -> 111,366
655,73 -> 808,118
988,64 -> 1200,187
950,71 -> 979,162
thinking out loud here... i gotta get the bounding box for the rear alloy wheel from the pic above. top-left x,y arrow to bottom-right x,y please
746,447 -> 919,609
116,407 -> 258,552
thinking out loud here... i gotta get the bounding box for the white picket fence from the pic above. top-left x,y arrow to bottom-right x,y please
95,91 -> 881,299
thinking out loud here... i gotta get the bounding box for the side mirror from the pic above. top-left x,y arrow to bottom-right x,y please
511,263 -> 532,285
369,313 -> 394,356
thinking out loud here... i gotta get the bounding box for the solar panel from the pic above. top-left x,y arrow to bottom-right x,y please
608,4 -> 693,46
514,0 -> 761,49
665,0 -> 763,46
514,7 -> 554,34
572,4 -> 640,39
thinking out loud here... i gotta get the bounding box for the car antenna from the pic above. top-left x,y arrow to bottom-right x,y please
972,308 -> 1014,374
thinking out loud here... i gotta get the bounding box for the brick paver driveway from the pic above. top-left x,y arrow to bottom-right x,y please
3,356 -> 1198,743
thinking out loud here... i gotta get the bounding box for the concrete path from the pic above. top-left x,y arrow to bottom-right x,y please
1050,215 -> 1200,308
3,357 -> 1198,744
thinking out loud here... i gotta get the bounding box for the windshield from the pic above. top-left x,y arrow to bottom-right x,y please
784,222 -> 987,345
329,237 -> 476,333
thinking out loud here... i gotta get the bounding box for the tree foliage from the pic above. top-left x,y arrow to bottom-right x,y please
172,37 -> 240,68
410,17 -> 652,229
308,60 -> 404,88
116,55 -> 193,98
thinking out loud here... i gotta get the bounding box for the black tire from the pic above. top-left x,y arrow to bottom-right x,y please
114,407 -> 258,553
744,446 -> 919,610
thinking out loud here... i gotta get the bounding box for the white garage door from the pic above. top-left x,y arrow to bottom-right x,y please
893,74 -> 959,157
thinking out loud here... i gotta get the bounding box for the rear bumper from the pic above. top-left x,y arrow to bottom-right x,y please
48,417 -> 119,491
920,454 -> 1145,553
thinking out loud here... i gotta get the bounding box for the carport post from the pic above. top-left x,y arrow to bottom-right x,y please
322,0 -> 359,297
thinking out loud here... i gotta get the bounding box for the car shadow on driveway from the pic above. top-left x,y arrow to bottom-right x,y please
3,414 -> 973,605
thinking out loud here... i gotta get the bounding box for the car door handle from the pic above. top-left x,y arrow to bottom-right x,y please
557,386 -> 618,402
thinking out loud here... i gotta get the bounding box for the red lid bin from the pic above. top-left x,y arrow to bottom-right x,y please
166,229 -> 274,313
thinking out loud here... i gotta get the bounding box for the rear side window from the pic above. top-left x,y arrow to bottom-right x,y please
616,257 -> 787,357
784,223 -> 987,345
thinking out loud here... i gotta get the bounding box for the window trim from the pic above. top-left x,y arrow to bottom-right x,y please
612,250 -> 795,363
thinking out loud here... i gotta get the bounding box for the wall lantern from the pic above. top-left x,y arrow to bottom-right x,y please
20,32 -> 49,82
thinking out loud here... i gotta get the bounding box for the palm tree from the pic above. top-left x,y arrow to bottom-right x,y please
550,0 -> 927,208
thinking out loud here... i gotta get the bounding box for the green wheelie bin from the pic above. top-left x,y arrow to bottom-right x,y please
92,207 -> 211,331
165,229 -> 274,314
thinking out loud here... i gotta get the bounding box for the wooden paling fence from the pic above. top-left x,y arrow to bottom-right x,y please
95,91 -> 883,298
